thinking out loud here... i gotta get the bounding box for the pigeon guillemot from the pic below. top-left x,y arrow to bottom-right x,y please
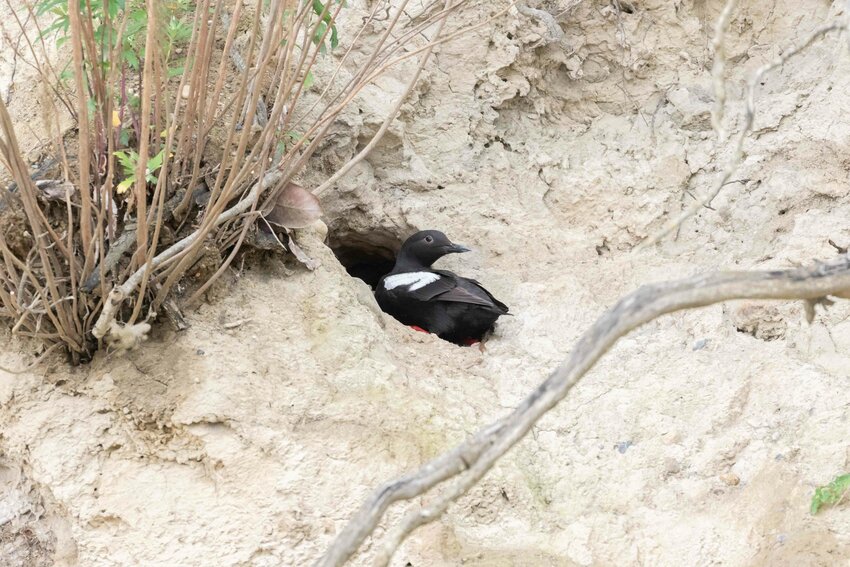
375,230 -> 509,345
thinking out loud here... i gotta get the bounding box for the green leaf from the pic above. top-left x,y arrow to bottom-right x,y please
38,17 -> 69,40
147,149 -> 165,172
124,50 -> 140,70
166,17 -> 192,43
35,0 -> 65,17
312,0 -> 329,21
302,70 -> 314,90
116,176 -> 134,194
113,149 -> 139,177
309,0 -> 340,53
145,149 -> 168,183
313,21 -> 327,47
105,0 -> 123,19
811,474 -> 850,515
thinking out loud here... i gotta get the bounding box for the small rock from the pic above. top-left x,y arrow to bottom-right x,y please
663,458 -> 681,477
662,431 -> 682,445
535,153 -> 554,167
196,349 -> 205,355
692,338 -> 708,351
308,219 -> 328,240
615,441 -> 633,454
182,85 -> 191,99
720,473 -> 740,486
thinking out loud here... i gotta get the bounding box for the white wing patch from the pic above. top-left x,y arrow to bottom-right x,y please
383,271 -> 441,291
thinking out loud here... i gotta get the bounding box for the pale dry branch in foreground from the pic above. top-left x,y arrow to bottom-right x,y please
318,254 -> 850,566
638,16 -> 848,250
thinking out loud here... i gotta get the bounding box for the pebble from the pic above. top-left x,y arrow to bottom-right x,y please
720,473 -> 740,486
309,219 -> 328,240
182,85 -> 191,99
692,338 -> 708,351
663,458 -> 681,476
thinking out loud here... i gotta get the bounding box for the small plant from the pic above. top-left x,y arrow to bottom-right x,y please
0,0 -> 474,362
113,147 -> 168,194
811,473 -> 850,514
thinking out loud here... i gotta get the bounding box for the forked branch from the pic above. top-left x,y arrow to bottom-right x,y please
318,254 -> 850,566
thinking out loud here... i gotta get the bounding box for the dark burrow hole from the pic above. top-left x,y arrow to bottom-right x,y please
329,230 -> 401,290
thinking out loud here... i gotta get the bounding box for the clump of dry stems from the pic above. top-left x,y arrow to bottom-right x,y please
0,0 -> 492,363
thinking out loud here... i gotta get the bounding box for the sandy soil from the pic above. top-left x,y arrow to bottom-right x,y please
4,0 -> 850,565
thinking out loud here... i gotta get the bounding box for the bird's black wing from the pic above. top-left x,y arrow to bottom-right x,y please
420,270 -> 508,312
395,270 -> 507,311
450,275 -> 510,313
398,272 -> 482,303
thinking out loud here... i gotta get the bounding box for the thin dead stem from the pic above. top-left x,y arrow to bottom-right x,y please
710,0 -> 737,140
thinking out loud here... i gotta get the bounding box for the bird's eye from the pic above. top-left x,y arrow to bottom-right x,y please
424,235 -> 433,243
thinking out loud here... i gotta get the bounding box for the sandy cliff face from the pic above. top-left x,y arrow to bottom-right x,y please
4,1 -> 850,565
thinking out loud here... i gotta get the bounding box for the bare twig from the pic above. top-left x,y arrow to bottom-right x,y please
319,254 -> 850,567
80,222 -> 137,293
91,168 -> 283,339
710,0 -> 738,140
222,318 -> 250,329
314,0 -> 452,196
638,21 -> 847,250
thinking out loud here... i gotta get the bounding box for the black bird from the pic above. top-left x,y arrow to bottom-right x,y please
375,230 -> 509,345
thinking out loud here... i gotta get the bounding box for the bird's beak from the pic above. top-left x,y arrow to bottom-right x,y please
446,242 -> 471,254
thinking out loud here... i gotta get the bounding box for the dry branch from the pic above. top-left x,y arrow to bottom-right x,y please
314,0 -> 452,197
318,254 -> 850,567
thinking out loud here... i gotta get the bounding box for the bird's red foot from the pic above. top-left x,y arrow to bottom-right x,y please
461,338 -> 480,346
409,325 -> 430,334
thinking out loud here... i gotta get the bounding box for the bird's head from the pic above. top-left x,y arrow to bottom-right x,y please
397,230 -> 470,268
